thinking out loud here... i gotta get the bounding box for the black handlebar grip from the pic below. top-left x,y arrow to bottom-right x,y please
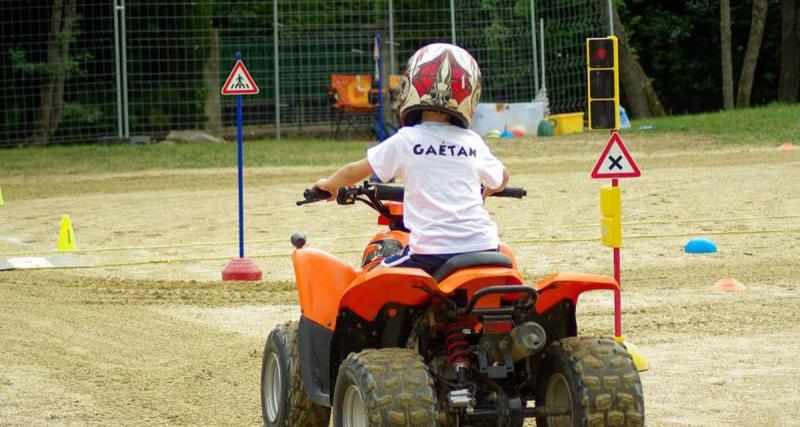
492,187 -> 527,198
304,187 -> 332,201
297,187 -> 333,206
372,184 -> 405,202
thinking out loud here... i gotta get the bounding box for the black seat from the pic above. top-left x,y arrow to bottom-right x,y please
432,252 -> 513,282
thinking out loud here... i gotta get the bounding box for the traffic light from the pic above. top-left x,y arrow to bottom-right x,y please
586,36 -> 620,130
599,186 -> 622,247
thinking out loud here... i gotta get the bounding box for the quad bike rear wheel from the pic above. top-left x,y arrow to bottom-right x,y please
261,321 -> 331,427
535,337 -> 644,427
333,348 -> 438,427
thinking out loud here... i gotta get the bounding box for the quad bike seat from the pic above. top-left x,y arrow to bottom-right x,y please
432,252 -> 513,282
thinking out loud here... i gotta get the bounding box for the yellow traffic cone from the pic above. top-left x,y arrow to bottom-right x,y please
57,215 -> 77,252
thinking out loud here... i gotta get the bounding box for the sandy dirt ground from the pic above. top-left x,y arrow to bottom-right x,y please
1,133 -> 799,426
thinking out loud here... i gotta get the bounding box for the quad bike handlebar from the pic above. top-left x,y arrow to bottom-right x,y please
298,187 -> 333,205
297,182 -> 526,206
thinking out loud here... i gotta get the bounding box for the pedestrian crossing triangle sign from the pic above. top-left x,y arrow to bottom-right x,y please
221,60 -> 259,95
591,131 -> 641,179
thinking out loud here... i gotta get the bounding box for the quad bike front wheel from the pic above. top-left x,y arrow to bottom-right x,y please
535,337 -> 644,427
261,321 -> 331,427
333,348 -> 438,427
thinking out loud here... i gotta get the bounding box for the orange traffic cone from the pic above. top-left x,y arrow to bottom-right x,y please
778,142 -> 796,152
711,277 -> 746,292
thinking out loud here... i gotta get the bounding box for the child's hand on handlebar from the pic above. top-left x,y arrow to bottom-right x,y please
482,186 -> 500,200
312,178 -> 338,200
482,168 -> 510,200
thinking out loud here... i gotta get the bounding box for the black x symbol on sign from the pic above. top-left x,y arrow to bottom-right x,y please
608,155 -> 623,170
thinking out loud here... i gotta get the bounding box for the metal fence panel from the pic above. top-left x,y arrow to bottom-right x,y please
0,1 -> 117,146
536,0 -> 609,114
277,0 -> 387,136
0,0 -> 607,146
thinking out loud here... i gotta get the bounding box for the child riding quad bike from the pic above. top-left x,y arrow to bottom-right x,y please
260,181 -> 645,427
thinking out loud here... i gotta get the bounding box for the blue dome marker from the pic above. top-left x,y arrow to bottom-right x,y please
685,237 -> 717,254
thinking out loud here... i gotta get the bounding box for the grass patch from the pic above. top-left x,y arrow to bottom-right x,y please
2,103 -> 797,177
0,138 -> 369,177
629,102 -> 800,144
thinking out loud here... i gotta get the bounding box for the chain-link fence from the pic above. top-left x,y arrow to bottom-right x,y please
537,0 -> 611,113
0,0 -> 609,147
0,2 -> 117,146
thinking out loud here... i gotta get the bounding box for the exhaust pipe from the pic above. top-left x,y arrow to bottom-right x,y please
510,321 -> 547,361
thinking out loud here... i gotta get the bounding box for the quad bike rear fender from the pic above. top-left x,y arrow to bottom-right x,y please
436,267 -> 526,309
339,265 -> 525,323
521,273 -> 619,344
292,248 -> 358,329
338,267 -> 437,325
533,272 -> 619,314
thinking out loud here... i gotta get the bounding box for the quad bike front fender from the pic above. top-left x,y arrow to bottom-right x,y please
533,272 -> 619,314
292,248 -> 358,329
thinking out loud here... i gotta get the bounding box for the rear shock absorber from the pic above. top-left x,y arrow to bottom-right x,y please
445,324 -> 470,372
444,323 -> 476,409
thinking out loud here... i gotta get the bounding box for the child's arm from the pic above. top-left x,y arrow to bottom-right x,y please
312,158 -> 373,199
482,167 -> 509,199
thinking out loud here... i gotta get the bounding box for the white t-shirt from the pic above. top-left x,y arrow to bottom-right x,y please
367,121 -> 505,254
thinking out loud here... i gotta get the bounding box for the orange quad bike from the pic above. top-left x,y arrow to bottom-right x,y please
261,182 -> 644,427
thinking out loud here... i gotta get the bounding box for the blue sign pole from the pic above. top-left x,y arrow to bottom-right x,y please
235,52 -> 245,258
370,35 -> 385,183
221,52 -> 261,281
376,34 -> 384,143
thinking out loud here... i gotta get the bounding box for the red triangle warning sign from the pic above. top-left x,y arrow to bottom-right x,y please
221,60 -> 259,95
591,132 -> 641,179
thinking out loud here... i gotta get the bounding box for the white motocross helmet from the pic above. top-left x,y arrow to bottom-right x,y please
399,43 -> 482,129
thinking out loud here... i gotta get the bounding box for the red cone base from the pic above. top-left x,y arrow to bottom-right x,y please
222,257 -> 263,281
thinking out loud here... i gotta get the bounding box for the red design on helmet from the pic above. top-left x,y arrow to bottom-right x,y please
400,43 -> 482,129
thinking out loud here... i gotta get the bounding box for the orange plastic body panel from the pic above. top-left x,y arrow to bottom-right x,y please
384,201 -> 404,216
498,243 -> 518,270
295,237 -> 525,329
293,249 -> 358,329
341,267 -> 525,323
437,267 -> 526,309
378,202 -> 404,225
339,268 -> 437,324
533,273 -> 619,314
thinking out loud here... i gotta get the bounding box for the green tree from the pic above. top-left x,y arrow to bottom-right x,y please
736,0 -> 769,108
15,0 -> 78,145
778,0 -> 800,102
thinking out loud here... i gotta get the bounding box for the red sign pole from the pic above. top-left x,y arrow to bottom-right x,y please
592,129 -> 639,339
612,176 -> 621,338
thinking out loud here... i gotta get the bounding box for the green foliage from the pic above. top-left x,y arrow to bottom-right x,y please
62,103 -> 103,124
619,0 -> 784,113
126,0 -> 213,133
3,10 -> 96,143
8,47 -> 88,77
1,0 -> 794,147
